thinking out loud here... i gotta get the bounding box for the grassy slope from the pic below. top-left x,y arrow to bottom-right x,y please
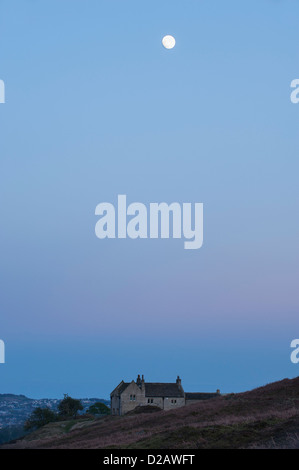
2,377 -> 299,449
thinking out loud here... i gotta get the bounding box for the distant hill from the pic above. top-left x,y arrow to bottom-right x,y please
2,377 -> 299,449
0,394 -> 109,445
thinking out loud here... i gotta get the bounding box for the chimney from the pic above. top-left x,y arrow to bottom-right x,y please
176,375 -> 181,386
216,389 -> 220,395
136,374 -> 141,387
141,375 -> 145,391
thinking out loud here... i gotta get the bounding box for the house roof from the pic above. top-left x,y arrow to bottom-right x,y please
145,383 -> 184,398
110,381 -> 130,396
185,392 -> 219,401
118,382 -> 130,394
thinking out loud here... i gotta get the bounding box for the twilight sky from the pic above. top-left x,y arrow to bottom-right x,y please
0,0 -> 298,399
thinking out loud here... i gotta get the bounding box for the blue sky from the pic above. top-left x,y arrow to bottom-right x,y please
0,0 -> 299,399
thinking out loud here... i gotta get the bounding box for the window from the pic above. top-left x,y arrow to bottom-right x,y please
130,395 -> 132,401
133,395 -> 136,401
148,398 -> 153,404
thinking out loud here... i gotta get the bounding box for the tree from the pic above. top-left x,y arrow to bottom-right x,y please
87,402 -> 110,416
58,394 -> 83,419
24,407 -> 57,431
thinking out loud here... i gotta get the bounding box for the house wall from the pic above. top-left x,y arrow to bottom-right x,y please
145,396 -> 164,408
141,396 -> 185,410
163,397 -> 185,410
111,394 -> 121,415
120,382 -> 145,415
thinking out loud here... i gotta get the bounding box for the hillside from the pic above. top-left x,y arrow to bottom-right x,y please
0,394 -> 109,445
2,377 -> 299,449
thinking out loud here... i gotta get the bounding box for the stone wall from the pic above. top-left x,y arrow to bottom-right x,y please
111,394 -> 120,415
163,397 -> 185,410
119,382 -> 145,415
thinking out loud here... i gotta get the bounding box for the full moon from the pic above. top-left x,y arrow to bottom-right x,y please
162,35 -> 176,50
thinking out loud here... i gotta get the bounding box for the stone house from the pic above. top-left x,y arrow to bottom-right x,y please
110,374 -> 220,416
